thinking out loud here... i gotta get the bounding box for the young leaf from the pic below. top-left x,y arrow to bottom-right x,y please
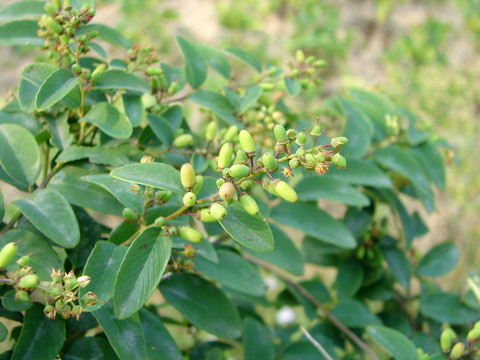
225,47 -> 262,73
113,228 -> 172,319
0,123 -> 41,186
0,1 -> 45,22
14,189 -> 80,248
189,90 -> 237,126
0,20 -> 42,46
159,273 -> 242,339
93,70 -> 150,93
243,318 -> 275,360
366,325 -> 418,360
176,36 -> 207,89
416,242 -> 459,277
80,102 -> 133,139
35,69 -> 80,111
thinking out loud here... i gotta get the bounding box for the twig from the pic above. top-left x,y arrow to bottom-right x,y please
243,254 -> 380,360
300,326 -> 334,360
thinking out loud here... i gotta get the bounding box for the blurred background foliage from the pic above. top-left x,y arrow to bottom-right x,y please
0,0 -> 478,285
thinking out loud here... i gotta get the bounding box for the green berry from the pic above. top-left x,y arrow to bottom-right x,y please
450,343 -> 465,359
229,164 -> 250,179
71,63 -> 82,74
155,190 -> 172,203
15,290 -> 30,303
154,216 -> 166,227
239,194 -> 259,216
218,143 -> 233,169
274,124 -> 288,144
224,125 -> 238,142
234,149 -> 248,164
467,325 -> 480,341
146,67 -> 163,76
289,158 -> 300,168
178,226 -> 202,243
296,131 -> 307,145
44,3 -> 57,15
123,208 -> 137,222
314,60 -> 326,68
65,277 -> 78,290
183,192 -> 197,207
197,208 -> 217,223
17,255 -> 30,268
440,327 -> 456,352
46,17 -> 63,34
315,153 -> 326,162
210,203 -> 227,220
259,83 -> 274,91
262,152 -> 278,171
49,287 -> 61,298
216,178 -> 225,188
274,180 -> 297,203
222,168 -> 231,178
167,81 -> 178,95
295,49 -> 305,63
180,163 -> 196,190
19,274 -> 39,289
219,183 -> 236,201
296,148 -> 305,157
311,125 -> 321,137
0,242 -> 17,268
332,153 -> 347,168
289,69 -> 299,78
306,55 -> 315,64
173,134 -> 193,148
206,121 -> 217,141
239,130 -> 256,157
287,129 -> 297,141
330,136 -> 349,149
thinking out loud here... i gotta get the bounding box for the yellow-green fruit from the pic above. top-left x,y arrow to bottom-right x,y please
331,136 -> 349,149
210,203 -> 227,220
229,164 -> 250,179
224,125 -> 238,142
216,178 -> 225,188
218,143 -> 233,169
311,125 -> 321,137
183,192 -> 196,207
467,325 -> 480,341
219,183 -> 236,201
146,67 -> 163,76
19,274 -> 39,289
46,17 -> 62,34
123,208 -> 137,222
289,69 -> 299,78
155,190 -> 172,203
206,121 -> 217,141
440,327 -> 457,352
154,216 -> 166,227
180,163 -> 196,190
17,255 -> 30,268
315,153 -> 326,162
15,290 -> 30,303
239,194 -> 259,216
192,175 -> 203,195
306,55 -> 315,64
259,83 -> 274,91
264,180 -> 279,197
239,130 -> 256,156
332,153 -> 347,168
235,149 -> 248,164
44,3 -> 58,16
274,124 -> 288,144
65,277 -> 78,290
173,134 -> 193,148
274,180 -> 297,202
178,227 -> 202,243
52,0 -> 61,10
289,158 -> 300,169
295,49 -> 305,63
450,343 -> 465,359
296,132 -> 307,145
262,152 -> 278,171
197,209 -> 217,223
0,242 -> 17,268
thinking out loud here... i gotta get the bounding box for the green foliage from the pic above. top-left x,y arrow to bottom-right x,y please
0,1 -> 478,360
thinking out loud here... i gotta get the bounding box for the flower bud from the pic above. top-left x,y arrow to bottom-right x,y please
224,125 -> 238,142
218,143 -> 233,169
274,124 -> 288,144
17,255 -> 30,268
19,274 -> 39,289
229,164 -> 250,179
219,183 -> 236,201
180,163 -> 196,190
332,153 -> 347,169
440,327 -> 457,352
197,209 -> 217,223
330,136 -> 349,149
140,155 -> 154,163
274,180 -> 297,202
262,152 -> 278,171
450,343 -> 465,359
296,131 -> 307,145
210,203 -> 227,220
206,121 -> 217,141
239,194 -> 259,216
173,134 -> 193,148
15,290 -> 30,303
192,175 -> 203,195
183,192 -> 197,207
234,149 -> 248,164
154,216 -> 166,227
178,226 -> 202,243
77,275 -> 91,288
311,125 -> 321,137
123,208 -> 137,222
239,130 -> 256,157
0,242 -> 17,268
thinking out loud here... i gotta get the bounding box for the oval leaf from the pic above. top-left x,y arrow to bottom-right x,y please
382,246 -> 411,289
419,292 -> 480,325
159,273 -> 242,339
0,1 -> 45,22
336,260 -> 364,299
326,158 -> 392,188
80,102 -> 133,139
114,228 -> 172,319
77,24 -> 132,49
63,337 -> 119,360
14,189 -> 80,248
243,318 -> 275,360
367,325 -> 418,360
176,36 -> 207,89
416,241 -> 459,277
35,68 -> 80,111
0,189 -> 4,221
331,299 -> 382,328
189,90 -> 237,125
225,47 -> 261,73
93,69 -> 150,93
0,19 -> 42,46
0,123 -> 41,186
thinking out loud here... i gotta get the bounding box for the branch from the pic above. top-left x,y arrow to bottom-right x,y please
300,326 -> 334,360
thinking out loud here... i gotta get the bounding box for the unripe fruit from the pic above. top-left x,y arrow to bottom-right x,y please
15,290 -> 30,303
44,3 -> 57,15
178,227 -> 202,243
65,277 -> 78,290
315,153 -> 326,162
311,125 -> 321,137
289,158 -> 300,168
262,152 -> 278,171
229,164 -> 250,179
183,192 -> 196,207
222,168 -> 231,178
17,255 -> 30,268
234,149 -> 248,164
192,175 -> 203,195
274,180 -> 297,203
0,242 -> 17,268
467,325 -> 480,341
210,203 -> 227,220
219,183 -> 236,201
296,132 -> 307,145
71,63 -> 82,74
332,153 -> 347,168
197,209 -> 217,223
180,163 -> 196,190
295,49 -> 305,63
146,67 -> 163,76
218,143 -> 233,169
173,134 -> 193,148
305,153 -> 317,166
123,208 -> 137,222
314,60 -> 326,68
259,83 -> 274,91
287,129 -> 296,141
216,178 -> 225,188
239,130 -> 256,157
289,69 -> 299,78
296,148 -> 305,157
440,327 -> 456,352
46,17 -> 63,34
239,194 -> 259,216
91,63 -> 107,82
306,55 -> 315,64
167,81 -> 178,95
49,287 -> 61,298
206,121 -> 217,141
19,274 -> 39,289
224,125 -> 238,142
154,216 -> 167,227
155,190 -> 172,203
330,136 -> 349,149
450,343 -> 465,359
274,124 -> 288,144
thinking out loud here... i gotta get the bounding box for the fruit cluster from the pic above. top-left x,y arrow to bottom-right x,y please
432,323 -> 480,359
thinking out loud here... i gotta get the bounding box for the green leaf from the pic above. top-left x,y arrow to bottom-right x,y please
172,235 -> 218,264
196,43 -> 231,79
79,241 -> 127,311
159,273 -> 242,339
245,223 -> 303,276
0,20 -> 42,46
367,325 -> 418,360
0,123 -> 41,186
336,260 -> 364,299
93,70 -> 150,93
147,114 -> 174,146
284,77 -> 301,97
110,163 -> 184,193
57,145 -> 133,167
331,299 -> 382,328
2,290 -> 32,312
17,79 -> 38,112
114,228 -> 172,319
11,303 -> 65,360
92,301 -> 146,360
80,102 -> 132,139
295,176 -> 370,206
14,189 -> 80,248
0,112 -> 40,136
219,200 -> 274,252
225,47 -> 262,73
0,229 -> 63,281
238,85 -> 263,114
176,36 -> 207,89
271,202 -> 356,249
281,342 -> 324,360
45,113 -> 73,150
194,249 -> 265,296
77,24 -> 132,49
0,322 -> 6,343
243,318 -> 274,360
326,159 -> 392,188
0,190 -> 3,221
122,94 -> 144,127
35,69 -> 80,111
375,145 -> 434,212
412,141 -> 446,190
416,242 -> 459,277
139,310 -> 183,360
189,90 -> 237,125
82,174 -> 144,214
0,1 -> 45,22
419,292 -> 480,325
382,246 -> 411,289
63,337 -> 119,360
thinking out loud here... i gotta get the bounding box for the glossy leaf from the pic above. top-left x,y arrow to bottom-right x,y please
92,301 -> 146,360
122,94 -> 144,127
0,1 -> 45,22
419,292 -> 480,325
413,141 -> 446,190
63,337 -> 119,360
80,241 -> 128,311
331,299 -> 382,328
159,273 -> 242,339
271,202 -> 356,249
57,145 -> 133,167
382,246 -> 411,289
2,290 -> 32,312
243,318 -> 274,360
326,158 -> 392,188
176,36 -> 207,89
189,90 -> 237,125
80,102 -> 133,139
194,249 -> 265,296
11,303 -> 65,360
35,68 -> 80,111
0,123 -> 41,186
219,200 -> 274,252
238,85 -> 263,114
147,114 -> 174,146
0,20 -> 42,46
93,70 -> 150,93
77,24 -> 132,49
295,176 -> 370,206
196,43 -> 231,79
416,242 -> 459,277
114,228 -> 172,319
110,162 -> 184,193
336,260 -> 364,299
14,189 -> 80,248
367,325 -> 418,360
225,47 -> 262,72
